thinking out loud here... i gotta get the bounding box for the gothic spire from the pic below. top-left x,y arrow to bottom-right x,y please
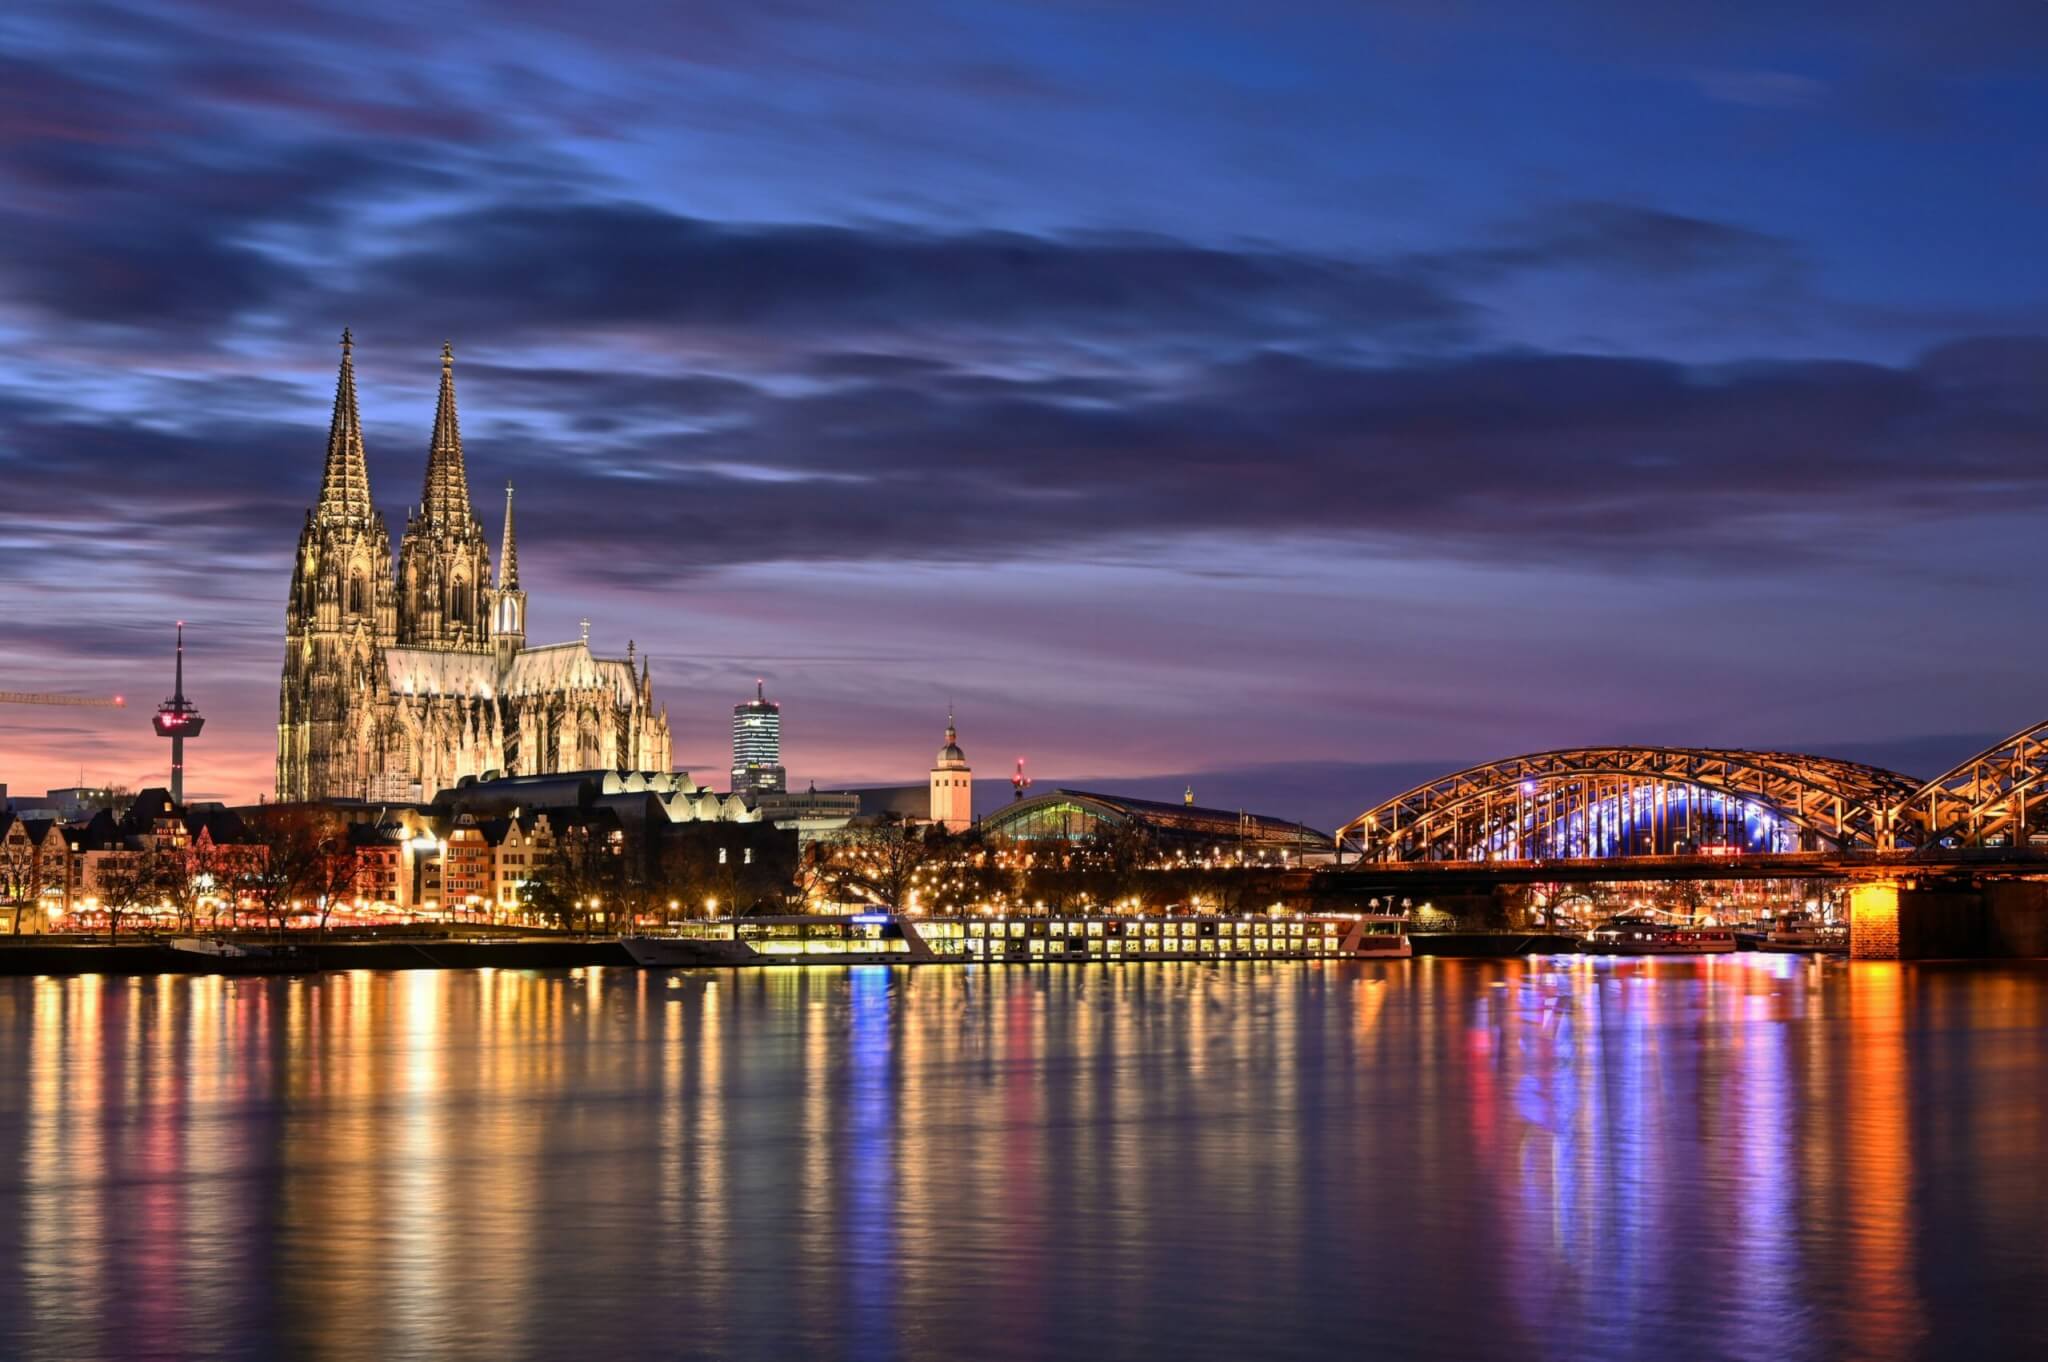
316,328 -> 374,521
498,481 -> 519,589
421,341 -> 475,526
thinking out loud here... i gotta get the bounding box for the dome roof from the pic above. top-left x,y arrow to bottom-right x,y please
933,711 -> 967,767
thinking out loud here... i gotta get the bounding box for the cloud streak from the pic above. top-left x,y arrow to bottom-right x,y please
3,0 -> 2046,810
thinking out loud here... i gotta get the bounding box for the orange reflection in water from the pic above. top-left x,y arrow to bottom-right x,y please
1,959 -> 2043,1362
1841,963 -> 1921,1362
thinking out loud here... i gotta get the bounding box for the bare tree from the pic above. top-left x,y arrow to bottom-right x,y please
1088,823 -> 1155,906
153,842 -> 230,935
236,808 -> 356,938
831,819 -> 932,909
309,840 -> 361,934
912,830 -> 993,913
94,849 -> 162,942
524,821 -> 626,932
1,824 -> 52,934
790,840 -> 833,913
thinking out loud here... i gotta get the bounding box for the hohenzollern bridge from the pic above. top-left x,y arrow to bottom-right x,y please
1317,719 -> 2048,959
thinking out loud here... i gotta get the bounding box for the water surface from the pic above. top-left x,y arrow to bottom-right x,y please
2,957 -> 2045,1361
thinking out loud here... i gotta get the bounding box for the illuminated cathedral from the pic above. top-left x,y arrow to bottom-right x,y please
277,333 -> 671,803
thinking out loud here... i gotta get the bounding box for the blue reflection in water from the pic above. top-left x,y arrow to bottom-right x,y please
0,958 -> 2044,1362
845,966 -> 897,1362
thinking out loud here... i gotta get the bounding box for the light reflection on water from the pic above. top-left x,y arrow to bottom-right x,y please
3,957 -> 2047,1361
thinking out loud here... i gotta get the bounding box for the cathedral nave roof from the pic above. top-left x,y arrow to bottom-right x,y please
385,648 -> 498,698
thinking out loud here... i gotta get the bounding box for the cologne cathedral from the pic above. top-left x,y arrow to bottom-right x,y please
277,333 -> 671,803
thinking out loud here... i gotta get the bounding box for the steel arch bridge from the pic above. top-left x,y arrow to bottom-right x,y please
1335,728 -> 2048,864
1884,720 -> 2048,855
1337,747 -> 1921,863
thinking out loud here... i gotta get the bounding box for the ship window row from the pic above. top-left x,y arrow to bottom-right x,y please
942,935 -> 1340,956
960,919 -> 1313,938
755,938 -> 909,955
738,922 -> 888,940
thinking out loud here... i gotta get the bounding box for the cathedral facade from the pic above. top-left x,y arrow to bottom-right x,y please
277,333 -> 671,803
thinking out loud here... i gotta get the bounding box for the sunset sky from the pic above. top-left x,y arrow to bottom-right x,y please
3,1 -> 2046,828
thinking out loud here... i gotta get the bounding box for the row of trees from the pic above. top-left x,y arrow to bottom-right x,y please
51,810 -> 1299,938
509,819 -> 1245,927
809,819 -> 1286,914
519,824 -> 794,931
89,810 -> 360,939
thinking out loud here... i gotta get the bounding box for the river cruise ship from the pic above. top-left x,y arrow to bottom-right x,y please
1584,916 -> 1738,955
621,912 -> 1410,968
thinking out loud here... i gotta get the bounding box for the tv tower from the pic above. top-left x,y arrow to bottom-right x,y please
152,622 -> 205,803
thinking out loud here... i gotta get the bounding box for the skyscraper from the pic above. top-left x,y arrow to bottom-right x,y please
731,680 -> 786,796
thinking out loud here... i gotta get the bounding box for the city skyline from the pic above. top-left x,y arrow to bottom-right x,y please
4,2 -> 2048,824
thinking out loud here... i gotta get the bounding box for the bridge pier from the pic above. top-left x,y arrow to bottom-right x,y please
1848,882 -> 1901,959
1850,878 -> 2048,959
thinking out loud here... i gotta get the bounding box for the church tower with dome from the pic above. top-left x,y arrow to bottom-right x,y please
928,710 -> 973,832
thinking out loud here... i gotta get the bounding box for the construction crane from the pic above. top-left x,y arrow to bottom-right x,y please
0,692 -> 126,707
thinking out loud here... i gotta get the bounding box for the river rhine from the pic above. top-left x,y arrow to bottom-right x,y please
2,956 -> 2045,1361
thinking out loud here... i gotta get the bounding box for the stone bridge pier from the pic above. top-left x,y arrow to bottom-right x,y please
1850,879 -> 2048,959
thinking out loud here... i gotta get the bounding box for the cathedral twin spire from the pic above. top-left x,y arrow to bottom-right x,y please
315,329 -> 374,523
421,342 -> 477,530
314,330 -> 486,535
316,331 -> 509,652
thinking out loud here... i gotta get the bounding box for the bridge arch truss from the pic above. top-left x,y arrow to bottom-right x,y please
1885,720 -> 2048,853
1339,747 -> 1923,864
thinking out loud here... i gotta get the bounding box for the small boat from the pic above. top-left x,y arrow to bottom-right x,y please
169,936 -> 256,958
1757,919 -> 1849,954
1584,916 -> 1737,955
166,937 -> 321,973
623,911 -> 1411,967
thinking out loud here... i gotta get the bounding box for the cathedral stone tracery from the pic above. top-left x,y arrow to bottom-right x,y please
277,332 -> 671,803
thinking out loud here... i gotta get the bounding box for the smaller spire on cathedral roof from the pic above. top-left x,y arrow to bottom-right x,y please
498,482 -> 519,590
